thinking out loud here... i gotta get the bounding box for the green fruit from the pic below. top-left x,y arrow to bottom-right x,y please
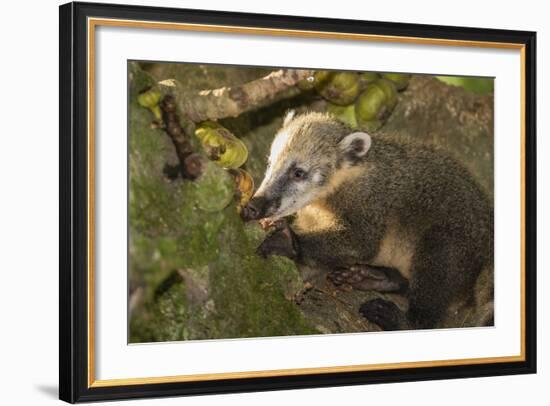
317,72 -> 360,105
297,75 -> 317,91
217,139 -> 248,169
355,79 -> 398,131
313,71 -> 332,88
137,89 -> 162,120
358,72 -> 380,89
375,79 -> 398,113
229,168 -> 255,210
194,161 -> 234,212
327,103 -> 357,129
355,83 -> 386,122
296,70 -> 333,91
381,73 -> 411,91
195,122 -> 248,169
137,88 -> 161,108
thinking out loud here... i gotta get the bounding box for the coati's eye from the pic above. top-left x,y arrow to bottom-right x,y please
292,168 -> 306,180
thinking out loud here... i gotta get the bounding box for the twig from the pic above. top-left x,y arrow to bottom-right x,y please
160,95 -> 205,179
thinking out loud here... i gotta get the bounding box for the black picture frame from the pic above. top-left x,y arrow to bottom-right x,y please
59,1 -> 537,403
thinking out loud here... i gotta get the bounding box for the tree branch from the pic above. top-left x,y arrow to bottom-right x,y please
162,69 -> 314,122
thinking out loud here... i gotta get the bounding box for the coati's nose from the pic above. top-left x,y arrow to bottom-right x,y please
241,196 -> 267,221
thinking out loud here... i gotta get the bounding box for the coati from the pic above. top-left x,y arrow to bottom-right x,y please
241,111 -> 493,331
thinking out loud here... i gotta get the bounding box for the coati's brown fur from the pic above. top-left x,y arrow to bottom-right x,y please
243,112 -> 493,330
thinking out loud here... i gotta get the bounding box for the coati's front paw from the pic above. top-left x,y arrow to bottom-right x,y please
257,222 -> 299,260
359,298 -> 408,331
328,265 -> 408,293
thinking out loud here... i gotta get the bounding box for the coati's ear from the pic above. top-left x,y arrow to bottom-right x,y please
339,132 -> 372,163
283,110 -> 296,127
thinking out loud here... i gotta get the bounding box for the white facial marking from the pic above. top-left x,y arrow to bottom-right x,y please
266,131 -> 291,174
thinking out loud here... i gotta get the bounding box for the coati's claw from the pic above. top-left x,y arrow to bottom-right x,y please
327,265 -> 408,293
257,223 -> 300,260
359,298 -> 407,331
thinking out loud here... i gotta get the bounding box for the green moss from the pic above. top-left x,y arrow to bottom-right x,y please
194,162 -> 234,212
130,279 -> 189,343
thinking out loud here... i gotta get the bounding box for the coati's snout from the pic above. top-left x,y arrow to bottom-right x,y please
241,195 -> 278,221
240,197 -> 262,221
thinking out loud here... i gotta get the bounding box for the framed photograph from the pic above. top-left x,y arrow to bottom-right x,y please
59,1 -> 537,403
